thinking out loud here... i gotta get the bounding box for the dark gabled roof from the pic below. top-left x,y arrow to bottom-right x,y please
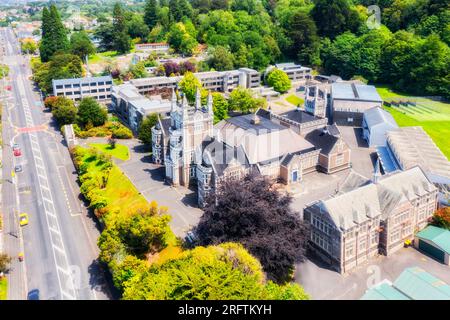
199,137 -> 250,177
304,128 -> 340,154
327,124 -> 341,137
158,117 -> 171,136
280,108 -> 321,124
256,108 -> 271,119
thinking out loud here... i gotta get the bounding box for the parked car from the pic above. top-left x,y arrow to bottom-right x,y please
14,164 -> 22,172
27,289 -> 39,300
13,149 -> 21,156
19,213 -> 29,226
12,143 -> 19,151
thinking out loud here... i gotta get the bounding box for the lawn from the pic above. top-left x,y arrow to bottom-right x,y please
89,143 -> 130,161
285,94 -> 305,106
0,278 -> 7,300
88,51 -> 119,64
376,85 -> 450,160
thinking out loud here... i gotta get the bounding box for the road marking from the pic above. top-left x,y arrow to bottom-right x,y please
14,74 -> 77,300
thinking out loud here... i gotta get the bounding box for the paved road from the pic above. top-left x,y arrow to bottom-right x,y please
0,27 -> 111,300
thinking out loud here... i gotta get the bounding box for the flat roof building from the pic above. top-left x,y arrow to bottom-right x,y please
331,82 -> 383,127
273,63 -> 312,82
52,75 -> 113,102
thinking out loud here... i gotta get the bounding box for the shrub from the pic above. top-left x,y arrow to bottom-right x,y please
112,126 -> 133,139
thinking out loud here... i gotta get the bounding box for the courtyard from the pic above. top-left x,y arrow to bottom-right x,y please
295,246 -> 450,300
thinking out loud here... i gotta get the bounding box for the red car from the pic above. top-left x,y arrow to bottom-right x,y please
13,149 -> 21,156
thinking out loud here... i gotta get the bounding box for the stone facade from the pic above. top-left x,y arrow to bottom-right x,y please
304,167 -> 438,274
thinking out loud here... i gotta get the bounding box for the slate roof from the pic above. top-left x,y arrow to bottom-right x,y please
304,128 -> 340,155
197,137 -> 250,177
319,167 -> 436,231
280,108 -> 321,124
216,114 -> 315,164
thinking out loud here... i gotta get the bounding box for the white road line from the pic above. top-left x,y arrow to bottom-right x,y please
15,76 -> 77,300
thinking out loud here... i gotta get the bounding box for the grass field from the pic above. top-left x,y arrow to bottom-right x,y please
88,51 -> 119,64
0,278 -> 7,300
285,94 -> 305,106
89,143 -> 130,161
376,85 -> 450,160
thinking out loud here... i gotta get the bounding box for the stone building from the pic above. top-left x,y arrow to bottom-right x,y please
304,166 -> 438,274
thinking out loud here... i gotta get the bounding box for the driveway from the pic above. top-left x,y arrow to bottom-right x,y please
295,247 -> 450,300
80,137 -> 203,237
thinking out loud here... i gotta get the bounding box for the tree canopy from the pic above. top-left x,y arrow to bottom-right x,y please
266,68 -> 291,93
196,173 -> 309,283
77,97 -> 108,128
39,5 -> 70,62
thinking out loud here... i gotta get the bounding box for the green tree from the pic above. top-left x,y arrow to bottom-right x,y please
39,5 -> 69,62
52,103 -> 78,125
228,87 -> 262,114
113,3 -> 131,54
70,30 -> 96,60
129,61 -> 148,79
168,22 -> 198,55
178,72 -> 202,103
208,46 -> 234,71
144,0 -> 159,29
77,97 -> 107,128
286,11 -> 321,66
138,113 -> 159,148
122,243 -> 309,300
311,0 -> 362,39
212,92 -> 229,123
20,38 -> 38,54
94,23 -> 116,52
266,68 -> 291,93
127,14 -> 150,40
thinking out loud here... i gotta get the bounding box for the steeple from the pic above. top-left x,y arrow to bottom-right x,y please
182,93 -> 189,119
170,88 -> 178,113
373,157 -> 382,184
195,88 -> 201,111
207,91 -> 213,115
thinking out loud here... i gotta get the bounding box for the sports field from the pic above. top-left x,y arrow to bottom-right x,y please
377,86 -> 450,160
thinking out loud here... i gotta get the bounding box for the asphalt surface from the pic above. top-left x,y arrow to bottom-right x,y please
0,27 -> 111,300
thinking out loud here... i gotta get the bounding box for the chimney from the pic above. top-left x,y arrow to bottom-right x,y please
373,157 -> 382,184
250,114 -> 260,125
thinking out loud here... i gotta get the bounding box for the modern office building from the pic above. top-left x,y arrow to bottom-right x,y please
130,68 -> 260,95
52,76 -> 113,102
272,62 -> 312,82
111,83 -> 171,132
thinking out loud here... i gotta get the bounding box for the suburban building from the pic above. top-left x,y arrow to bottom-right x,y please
52,76 -> 113,102
331,82 -> 383,126
111,83 -> 171,132
362,107 -> 398,147
135,42 -> 170,53
414,225 -> 450,265
130,68 -> 260,95
269,62 -> 312,82
304,166 -> 438,274
304,126 -> 351,174
361,267 -> 450,300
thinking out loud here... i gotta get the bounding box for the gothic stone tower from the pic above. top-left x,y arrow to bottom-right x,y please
164,89 -> 214,187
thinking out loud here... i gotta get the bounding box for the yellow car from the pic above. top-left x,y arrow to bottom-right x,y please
19,213 -> 29,226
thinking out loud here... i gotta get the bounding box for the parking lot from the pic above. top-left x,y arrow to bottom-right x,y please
295,246 -> 450,300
